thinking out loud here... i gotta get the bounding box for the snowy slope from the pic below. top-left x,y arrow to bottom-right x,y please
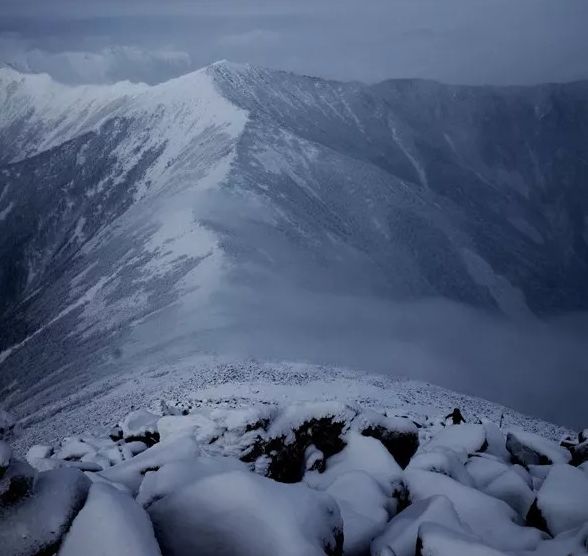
0,62 -> 587,431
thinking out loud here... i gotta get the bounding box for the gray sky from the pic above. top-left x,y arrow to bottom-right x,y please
1,0 -> 588,85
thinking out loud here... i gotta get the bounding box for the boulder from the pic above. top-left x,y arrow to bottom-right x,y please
526,464 -> 588,536
416,523 -> 510,556
120,410 -> 161,446
424,424 -> 487,457
323,470 -> 391,555
0,459 -> 36,506
0,468 -> 90,555
570,440 -> 588,466
352,411 -> 418,468
137,456 -> 248,507
305,431 -> 403,493
149,470 -> 343,556
409,449 -> 475,487
506,431 -> 570,467
243,403 -> 353,483
483,468 -> 535,518
58,483 -> 162,556
371,495 -> 466,556
404,469 -> 544,552
99,435 -> 201,495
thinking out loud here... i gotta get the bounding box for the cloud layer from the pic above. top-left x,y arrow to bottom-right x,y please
1,0 -> 588,85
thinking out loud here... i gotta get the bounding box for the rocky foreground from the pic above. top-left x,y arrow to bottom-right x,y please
1,396 -> 587,556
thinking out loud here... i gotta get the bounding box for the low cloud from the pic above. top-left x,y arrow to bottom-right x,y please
1,36 -> 192,84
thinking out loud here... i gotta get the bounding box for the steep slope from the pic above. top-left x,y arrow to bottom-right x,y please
0,62 -> 587,428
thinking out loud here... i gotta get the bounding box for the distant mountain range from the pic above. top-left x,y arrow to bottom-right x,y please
1,62 -> 587,424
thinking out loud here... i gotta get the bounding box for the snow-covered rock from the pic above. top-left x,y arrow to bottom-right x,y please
120,409 -> 160,446
323,470 -> 392,554
423,424 -> 487,457
245,402 -> 353,483
527,464 -> 588,536
305,431 -> 403,491
9,398 -> 588,556
99,435 -> 200,494
483,468 -> 535,518
416,523 -> 510,556
0,468 -> 90,555
518,524 -> 588,556
137,455 -> 249,507
466,455 -> 511,489
58,482 -> 162,556
351,410 -> 419,468
409,449 -> 475,487
482,422 -> 510,461
149,470 -> 343,556
506,430 -> 571,466
371,495 -> 466,556
157,413 -> 222,444
404,469 -> 544,551
26,444 -> 53,465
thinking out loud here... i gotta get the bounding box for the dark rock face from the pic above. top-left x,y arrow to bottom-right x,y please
124,431 -> 160,448
243,417 -> 347,483
325,528 -> 344,556
525,498 -> 550,535
571,441 -> 588,466
506,433 -> 553,466
360,425 -> 418,469
0,460 -> 36,506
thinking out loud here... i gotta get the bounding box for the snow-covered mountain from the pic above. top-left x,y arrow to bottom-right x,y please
1,62 -> 588,427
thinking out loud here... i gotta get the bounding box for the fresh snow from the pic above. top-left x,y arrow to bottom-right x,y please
3,394 -> 586,556
422,423 -> 487,457
58,482 -> 162,556
403,469 -> 544,551
534,464 -> 588,536
416,523 -> 510,556
148,470 -> 342,556
305,431 -> 402,491
371,495 -> 466,556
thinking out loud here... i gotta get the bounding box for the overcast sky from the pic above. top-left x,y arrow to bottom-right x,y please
1,0 -> 587,85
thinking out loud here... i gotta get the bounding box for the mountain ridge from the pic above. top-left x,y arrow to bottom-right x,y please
1,61 -> 588,427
